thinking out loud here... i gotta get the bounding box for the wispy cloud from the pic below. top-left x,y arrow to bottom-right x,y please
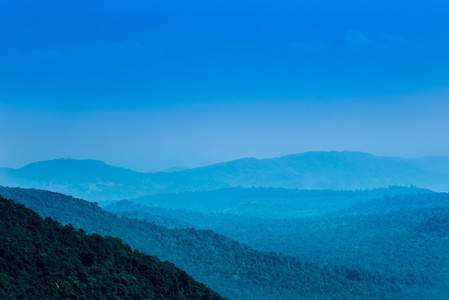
343,30 -> 414,51
378,32 -> 414,47
345,30 -> 377,46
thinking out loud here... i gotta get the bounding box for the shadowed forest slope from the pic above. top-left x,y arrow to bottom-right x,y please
0,196 -> 224,300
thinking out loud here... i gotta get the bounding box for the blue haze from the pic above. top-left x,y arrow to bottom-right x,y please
1,0 -> 448,171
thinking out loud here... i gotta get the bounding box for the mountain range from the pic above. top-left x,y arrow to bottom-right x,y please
2,151 -> 449,201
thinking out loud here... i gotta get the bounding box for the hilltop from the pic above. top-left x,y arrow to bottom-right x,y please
1,151 -> 449,201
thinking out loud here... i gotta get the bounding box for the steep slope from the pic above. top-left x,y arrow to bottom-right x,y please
0,186 -> 405,300
0,196 -> 224,300
1,151 -> 449,202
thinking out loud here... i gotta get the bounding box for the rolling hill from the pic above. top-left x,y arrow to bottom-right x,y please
118,186 -> 435,218
106,190 -> 449,299
1,151 -> 449,201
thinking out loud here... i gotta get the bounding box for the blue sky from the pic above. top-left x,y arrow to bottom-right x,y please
1,0 -> 449,171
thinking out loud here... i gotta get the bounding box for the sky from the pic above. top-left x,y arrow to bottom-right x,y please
1,0 -> 449,172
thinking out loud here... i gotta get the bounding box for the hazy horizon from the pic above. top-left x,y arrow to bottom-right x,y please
1,1 -> 448,172
3,149 -> 449,174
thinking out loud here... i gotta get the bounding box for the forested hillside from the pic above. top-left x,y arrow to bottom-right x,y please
0,196 -> 224,300
0,186 -> 416,300
122,186 -> 433,218
107,189 -> 449,299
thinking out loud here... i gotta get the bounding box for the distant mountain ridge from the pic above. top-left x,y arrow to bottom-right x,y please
1,151 -> 449,201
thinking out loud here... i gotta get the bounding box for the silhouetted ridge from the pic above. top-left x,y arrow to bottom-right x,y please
21,158 -> 143,182
2,151 -> 449,201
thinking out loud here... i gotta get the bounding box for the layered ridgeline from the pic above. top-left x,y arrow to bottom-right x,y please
0,196 -> 224,300
0,186 -> 415,300
117,186 -> 435,218
104,187 -> 449,299
2,151 -> 449,201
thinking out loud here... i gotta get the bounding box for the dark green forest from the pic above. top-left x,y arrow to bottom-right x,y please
0,186 -> 422,300
0,195 -> 224,300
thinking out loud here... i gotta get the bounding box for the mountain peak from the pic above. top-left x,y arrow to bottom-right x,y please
23,158 -> 108,170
